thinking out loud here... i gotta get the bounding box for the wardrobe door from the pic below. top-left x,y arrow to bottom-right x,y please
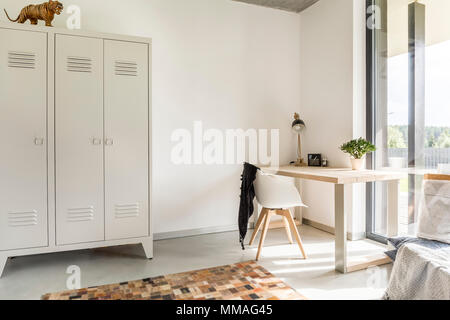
104,40 -> 149,240
55,35 -> 104,245
0,29 -> 48,251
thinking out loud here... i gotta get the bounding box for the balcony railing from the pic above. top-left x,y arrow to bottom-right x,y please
388,148 -> 450,169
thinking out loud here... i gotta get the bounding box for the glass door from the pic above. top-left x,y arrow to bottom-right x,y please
367,0 -> 450,242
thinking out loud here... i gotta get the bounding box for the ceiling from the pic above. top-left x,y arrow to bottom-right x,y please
233,0 -> 319,13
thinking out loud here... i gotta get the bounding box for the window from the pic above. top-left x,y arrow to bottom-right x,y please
366,0 -> 450,242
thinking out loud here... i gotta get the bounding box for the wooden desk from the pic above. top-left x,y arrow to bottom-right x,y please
262,166 -> 407,274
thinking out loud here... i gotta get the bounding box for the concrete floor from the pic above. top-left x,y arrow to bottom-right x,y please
0,225 -> 392,300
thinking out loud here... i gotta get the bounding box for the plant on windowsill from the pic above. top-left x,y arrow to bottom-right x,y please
339,138 -> 376,170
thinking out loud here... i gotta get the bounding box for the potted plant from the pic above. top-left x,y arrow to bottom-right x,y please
339,138 -> 376,170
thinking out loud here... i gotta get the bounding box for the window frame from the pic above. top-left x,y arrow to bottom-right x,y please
365,0 -> 388,244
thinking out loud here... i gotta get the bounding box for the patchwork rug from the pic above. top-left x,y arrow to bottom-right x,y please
42,261 -> 306,300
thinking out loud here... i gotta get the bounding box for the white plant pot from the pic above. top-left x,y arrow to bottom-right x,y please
389,157 -> 405,169
350,158 -> 364,171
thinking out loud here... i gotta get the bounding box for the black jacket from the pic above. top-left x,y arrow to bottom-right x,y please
238,163 -> 259,250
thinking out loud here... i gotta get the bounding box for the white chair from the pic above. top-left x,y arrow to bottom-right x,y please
250,170 -> 308,261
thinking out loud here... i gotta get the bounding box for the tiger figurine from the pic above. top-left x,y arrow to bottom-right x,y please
4,0 -> 63,27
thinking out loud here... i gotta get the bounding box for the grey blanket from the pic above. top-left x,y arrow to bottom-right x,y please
384,243 -> 450,300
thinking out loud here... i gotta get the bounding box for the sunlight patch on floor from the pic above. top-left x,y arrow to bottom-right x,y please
271,257 -> 334,265
248,238 -> 387,261
271,266 -> 333,274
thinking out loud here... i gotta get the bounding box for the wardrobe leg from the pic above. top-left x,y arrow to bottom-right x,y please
249,208 -> 268,246
141,237 -> 153,259
0,255 -> 8,278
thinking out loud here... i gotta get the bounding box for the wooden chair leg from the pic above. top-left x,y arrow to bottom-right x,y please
0,255 -> 8,278
249,208 -> 268,246
256,210 -> 273,261
283,210 -> 307,259
282,216 -> 293,244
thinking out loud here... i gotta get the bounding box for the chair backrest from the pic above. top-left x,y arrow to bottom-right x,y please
254,171 -> 306,209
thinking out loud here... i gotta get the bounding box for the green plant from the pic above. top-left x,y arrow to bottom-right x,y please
437,130 -> 450,148
388,126 -> 407,149
339,138 -> 376,159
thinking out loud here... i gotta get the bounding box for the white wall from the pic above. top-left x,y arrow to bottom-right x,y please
299,0 -> 366,235
1,0 -> 301,235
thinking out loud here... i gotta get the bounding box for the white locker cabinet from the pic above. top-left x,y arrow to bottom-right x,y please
55,35 -> 105,245
0,22 -> 152,278
0,29 -> 48,251
104,40 -> 149,240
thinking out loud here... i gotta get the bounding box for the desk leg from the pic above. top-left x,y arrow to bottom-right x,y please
294,179 -> 303,223
387,180 -> 400,238
335,184 -> 350,273
335,183 -> 395,274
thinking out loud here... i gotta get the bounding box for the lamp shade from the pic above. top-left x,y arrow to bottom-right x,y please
292,113 -> 305,133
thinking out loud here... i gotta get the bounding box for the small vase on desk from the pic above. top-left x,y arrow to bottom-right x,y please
350,158 -> 364,171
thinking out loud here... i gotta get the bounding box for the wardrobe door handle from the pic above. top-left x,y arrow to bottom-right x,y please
34,137 -> 44,146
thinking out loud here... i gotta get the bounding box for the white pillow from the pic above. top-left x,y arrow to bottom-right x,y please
417,179 -> 450,244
